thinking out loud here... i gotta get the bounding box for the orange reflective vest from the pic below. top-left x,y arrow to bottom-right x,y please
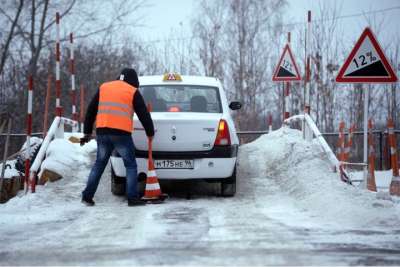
96,80 -> 137,133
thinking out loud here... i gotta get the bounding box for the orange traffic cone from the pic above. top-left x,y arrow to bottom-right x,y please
388,119 -> 400,196
142,137 -> 168,203
367,119 -> 377,192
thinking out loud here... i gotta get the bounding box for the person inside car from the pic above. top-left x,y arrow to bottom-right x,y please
142,86 -> 167,111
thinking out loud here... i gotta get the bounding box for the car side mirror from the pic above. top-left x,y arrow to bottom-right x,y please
229,101 -> 242,110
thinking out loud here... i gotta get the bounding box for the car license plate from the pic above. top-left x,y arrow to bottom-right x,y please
154,159 -> 194,169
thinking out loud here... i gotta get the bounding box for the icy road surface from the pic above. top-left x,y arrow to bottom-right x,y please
1,128 -> 400,266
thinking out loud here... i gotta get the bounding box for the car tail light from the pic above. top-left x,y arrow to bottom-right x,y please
214,119 -> 231,146
168,106 -> 181,112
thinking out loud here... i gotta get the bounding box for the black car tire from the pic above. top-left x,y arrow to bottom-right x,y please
221,166 -> 236,197
111,167 -> 126,196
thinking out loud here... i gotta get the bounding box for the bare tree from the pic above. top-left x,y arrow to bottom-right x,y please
191,0 -> 225,77
192,0 -> 286,132
311,1 -> 342,132
0,0 -> 24,76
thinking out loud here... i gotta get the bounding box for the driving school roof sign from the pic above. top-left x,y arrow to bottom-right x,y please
272,44 -> 301,82
336,27 -> 398,83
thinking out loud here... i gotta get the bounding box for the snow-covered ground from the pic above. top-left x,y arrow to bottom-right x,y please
1,127 -> 399,266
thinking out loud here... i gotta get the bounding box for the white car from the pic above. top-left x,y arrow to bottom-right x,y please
110,73 -> 241,197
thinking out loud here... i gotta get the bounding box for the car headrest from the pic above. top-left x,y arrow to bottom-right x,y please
190,95 -> 207,112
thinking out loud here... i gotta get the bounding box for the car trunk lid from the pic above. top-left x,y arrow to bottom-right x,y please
133,113 -> 222,152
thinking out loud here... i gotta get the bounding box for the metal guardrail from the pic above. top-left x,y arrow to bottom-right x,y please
237,130 -> 268,135
0,132 -> 43,137
237,129 -> 400,136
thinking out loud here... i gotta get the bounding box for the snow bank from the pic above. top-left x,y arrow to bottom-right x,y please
38,138 -> 94,179
0,136 -> 43,179
20,136 -> 42,159
0,137 -> 95,206
0,160 -> 20,179
2,137 -> 96,220
240,127 -> 400,230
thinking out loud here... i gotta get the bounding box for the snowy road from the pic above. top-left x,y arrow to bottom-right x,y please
1,128 -> 400,266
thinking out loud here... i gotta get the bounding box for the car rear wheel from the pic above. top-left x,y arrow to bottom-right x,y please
221,167 -> 236,197
111,168 -> 126,196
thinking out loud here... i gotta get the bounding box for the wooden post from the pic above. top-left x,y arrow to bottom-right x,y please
43,74 -> 52,137
70,33 -> 77,123
80,84 -> 85,132
0,117 -> 12,193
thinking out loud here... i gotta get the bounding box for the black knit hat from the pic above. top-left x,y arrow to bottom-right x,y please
119,68 -> 139,88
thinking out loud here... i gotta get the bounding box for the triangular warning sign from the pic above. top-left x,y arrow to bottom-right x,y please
272,44 -> 301,82
336,27 -> 398,83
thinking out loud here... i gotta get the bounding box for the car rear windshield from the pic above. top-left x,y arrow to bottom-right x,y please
139,85 -> 222,113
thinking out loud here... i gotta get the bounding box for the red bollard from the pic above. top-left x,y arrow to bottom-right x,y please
388,118 -> 400,196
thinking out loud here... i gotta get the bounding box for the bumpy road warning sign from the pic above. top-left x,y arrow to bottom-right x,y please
272,44 -> 301,81
336,27 -> 398,83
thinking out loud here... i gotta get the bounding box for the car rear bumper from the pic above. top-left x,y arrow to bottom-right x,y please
110,145 -> 237,180
131,145 -> 238,159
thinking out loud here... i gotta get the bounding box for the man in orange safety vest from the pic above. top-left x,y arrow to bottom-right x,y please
81,68 -> 154,206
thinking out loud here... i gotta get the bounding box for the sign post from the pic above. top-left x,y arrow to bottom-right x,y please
336,27 -> 398,188
272,38 -> 301,123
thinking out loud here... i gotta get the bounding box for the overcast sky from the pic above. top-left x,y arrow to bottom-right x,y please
136,0 -> 400,50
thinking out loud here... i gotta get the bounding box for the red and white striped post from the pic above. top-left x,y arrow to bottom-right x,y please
80,84 -> 85,132
55,12 -> 62,117
388,118 -> 400,196
25,76 -> 33,193
70,33 -> 77,123
284,32 -> 291,120
304,10 -> 311,115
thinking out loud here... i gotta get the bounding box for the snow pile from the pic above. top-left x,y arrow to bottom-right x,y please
240,127 -> 400,229
20,136 -> 42,159
0,139 -> 87,227
2,137 -> 97,220
39,138 -> 96,178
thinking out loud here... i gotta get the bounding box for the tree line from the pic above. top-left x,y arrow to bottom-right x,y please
0,0 -> 399,156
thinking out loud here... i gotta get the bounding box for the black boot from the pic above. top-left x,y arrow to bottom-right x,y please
82,196 -> 95,206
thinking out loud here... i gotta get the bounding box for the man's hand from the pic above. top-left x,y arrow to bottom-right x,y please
80,134 -> 92,146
